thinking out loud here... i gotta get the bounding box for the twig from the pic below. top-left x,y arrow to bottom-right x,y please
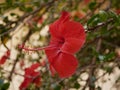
8,30 -> 32,81
8,1 -> 55,80
82,39 -> 102,90
86,18 -> 114,32
2,69 -> 24,77
95,72 -> 107,81
0,0 -> 56,37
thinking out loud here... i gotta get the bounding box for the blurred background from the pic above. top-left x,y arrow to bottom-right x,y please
0,0 -> 120,90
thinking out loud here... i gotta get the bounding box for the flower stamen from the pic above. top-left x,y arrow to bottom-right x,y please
18,44 -> 57,51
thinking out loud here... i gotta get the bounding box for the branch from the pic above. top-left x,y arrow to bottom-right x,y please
0,0 -> 56,37
86,18 -> 114,32
8,29 -> 32,81
82,39 -> 102,90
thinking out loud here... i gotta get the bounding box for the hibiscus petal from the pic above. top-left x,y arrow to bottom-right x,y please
25,68 -> 33,75
45,47 -> 60,63
49,20 -> 61,38
19,78 -> 31,90
31,72 -> 41,86
51,52 -> 78,78
0,50 -> 10,65
50,64 -> 56,76
61,38 -> 85,54
60,11 -> 70,23
60,21 -> 86,54
49,11 -> 70,38
0,56 -> 7,65
62,21 -> 85,38
30,63 -> 40,70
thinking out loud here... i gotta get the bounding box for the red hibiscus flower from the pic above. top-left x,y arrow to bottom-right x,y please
0,50 -> 10,65
19,11 -> 86,78
45,11 -> 86,78
19,63 -> 41,90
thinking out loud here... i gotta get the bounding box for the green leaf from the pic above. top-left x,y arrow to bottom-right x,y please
25,7 -> 33,12
74,82 -> 80,89
6,0 -> 13,6
10,13 -> 16,16
69,75 -> 78,82
99,10 -> 108,21
19,5 -> 26,11
19,6 -> 33,12
92,18 -> 100,26
89,2 -> 97,10
87,14 -> 99,26
104,52 -> 115,61
1,83 -> 10,90
0,80 -> 10,90
98,52 -> 115,62
53,84 -> 61,90
108,11 -> 120,26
